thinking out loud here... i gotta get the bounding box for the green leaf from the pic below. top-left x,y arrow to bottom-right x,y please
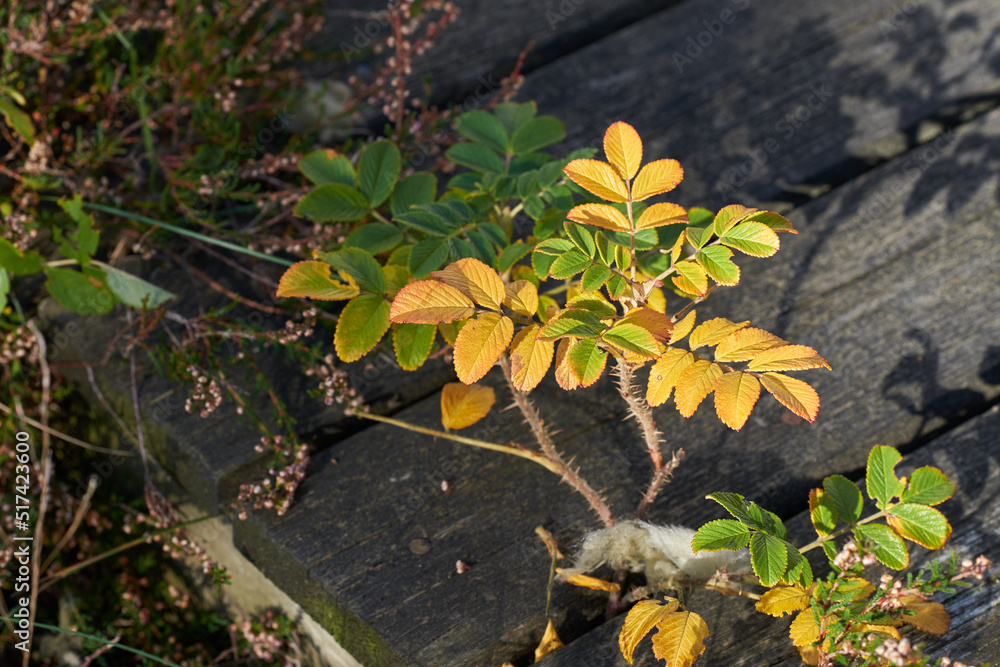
456,110 -> 510,154
719,222 -> 780,257
538,309 -> 606,340
0,96 -> 34,144
0,238 -> 45,275
319,247 -> 386,293
276,261 -> 359,300
534,238 -> 576,255
498,242 -> 532,273
511,116 -> 566,155
94,261 -> 176,309
446,143 -> 504,174
809,489 -> 838,536
532,250 -> 558,281
901,467 -> 955,506
392,322 -> 436,371
57,195 -> 99,263
866,445 -> 906,510
390,172 -> 437,216
854,523 -> 908,569
466,231 -> 496,266
395,210 -> 452,236
744,210 -> 795,233
563,222 -> 595,257
334,294 -> 390,362
387,245 -> 411,266
523,195 -> 545,221
695,246 -> 740,286
685,226 -> 712,250
295,183 -> 370,221
750,533 -> 788,587
691,519 -> 751,552
344,222 -> 403,255
687,207 -> 714,227
567,338 -> 607,386
549,250 -> 591,279
0,268 -> 9,313
298,149 -> 355,186
45,268 -> 114,315
602,323 -> 660,357
783,543 -> 813,587
606,274 -> 628,299
887,503 -> 951,549
382,264 -> 409,298
493,101 -> 536,135
407,237 -> 449,278
581,264 -> 613,292
358,139 -> 401,207
823,475 -> 863,524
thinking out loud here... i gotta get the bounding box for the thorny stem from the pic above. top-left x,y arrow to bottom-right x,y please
498,355 -> 616,528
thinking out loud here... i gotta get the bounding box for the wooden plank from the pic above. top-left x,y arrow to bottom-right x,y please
539,405 -> 1000,666
516,0 -> 1000,208
231,101 -> 1000,665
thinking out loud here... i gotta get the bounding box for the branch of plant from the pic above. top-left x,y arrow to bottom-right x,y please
0,401 -> 130,455
41,475 -> 99,572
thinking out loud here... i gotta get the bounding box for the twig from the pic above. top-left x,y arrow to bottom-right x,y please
0,401 -> 131,455
42,475 -> 99,571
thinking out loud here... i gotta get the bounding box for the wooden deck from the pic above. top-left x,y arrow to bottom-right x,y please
41,0 -> 1000,665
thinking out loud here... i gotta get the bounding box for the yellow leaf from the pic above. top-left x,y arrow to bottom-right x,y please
650,611 -> 709,667
636,202 -> 688,230
689,317 -> 751,349
437,320 -> 466,345
604,121 -> 643,181
714,371 -> 761,431
440,382 -> 496,430
619,599 -> 680,665
632,159 -> 684,201
566,203 -> 631,232
276,261 -> 360,300
558,568 -> 622,592
675,359 -> 723,417
671,310 -> 697,343
839,578 -> 875,600
432,257 -> 505,311
647,348 -> 696,407
620,307 -> 674,341
390,280 -> 476,323
760,372 -> 820,422
854,623 -> 900,639
789,609 -> 820,647
647,287 -> 666,314
900,596 -> 950,635
797,645 -> 820,666
714,328 -> 787,363
747,344 -> 832,372
755,586 -> 813,617
672,260 -> 708,296
563,159 -> 629,203
554,338 -> 580,391
453,313 -> 514,384
504,280 -> 538,317
534,619 -> 564,662
509,325 -> 555,392
670,229 -> 686,264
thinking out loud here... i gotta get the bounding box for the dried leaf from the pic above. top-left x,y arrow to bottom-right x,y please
390,280 -> 476,323
563,159 -> 629,203
619,599 -> 680,665
714,371 -> 761,431
900,596 -> 950,635
632,159 -> 684,201
755,586 -> 812,617
432,257 -> 505,310
650,611 -> 709,667
554,338 -> 580,390
760,372 -> 820,422
441,382 -> 495,430
510,325 -> 555,392
453,313 -> 514,384
534,619 -> 565,662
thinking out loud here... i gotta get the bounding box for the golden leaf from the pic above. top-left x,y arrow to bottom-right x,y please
509,325 -> 555,392
453,313 -> 514,384
797,645 -> 820,666
604,121 -> 643,181
631,159 -> 684,201
747,344 -> 832,372
534,619 -> 565,662
554,338 -> 580,391
563,159 -> 629,202
636,202 -> 688,230
437,320 -> 466,345
670,229 -> 686,264
760,372 -> 820,422
900,596 -> 950,635
714,371 -> 761,431
619,599 -> 680,665
789,609 -> 820,647
689,317 -> 751,349
755,586 -> 813,617
671,310 -> 697,343
390,280 -> 476,323
714,327 -> 787,363
672,260 -> 708,296
504,280 -> 539,317
620,307 -> 674,341
276,261 -> 360,300
566,203 -> 631,232
713,204 -> 754,236
675,359 -> 724,417
647,287 -> 667,314
647,349 -> 696,407
650,611 -> 709,667
432,257 -> 505,311
854,623 -> 901,639
440,382 -> 495,430
558,568 -> 622,592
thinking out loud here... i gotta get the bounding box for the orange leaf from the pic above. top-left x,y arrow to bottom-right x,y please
390,280 -> 476,324
619,599 -> 680,665
504,280 -> 538,317
714,327 -> 786,363
747,344 -> 832,372
689,317 -> 750,349
276,261 -> 360,300
675,359 -> 724,417
440,382 -> 495,430
509,324 -> 555,392
671,310 -> 697,343
563,159 -> 629,202
534,619 -> 565,662
760,372 -> 820,422
604,121 -> 643,181
431,257 -> 505,311
900,596 -> 950,635
453,312 -> 514,384
714,371 -> 761,430
554,337 -> 580,390
650,611 -> 709,667
620,307 -> 674,341
647,348 -> 696,407
566,203 -> 631,232
636,202 -> 688,230
631,159 -> 684,201
558,568 -> 622,592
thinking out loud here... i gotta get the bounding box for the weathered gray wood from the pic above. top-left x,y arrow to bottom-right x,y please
540,405 -> 1000,666
517,0 -> 1000,208
232,103 -> 1000,665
